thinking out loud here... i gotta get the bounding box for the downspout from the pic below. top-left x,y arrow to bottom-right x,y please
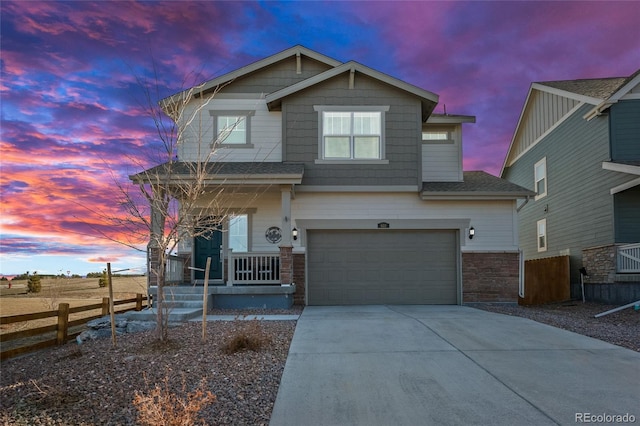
516,195 -> 531,213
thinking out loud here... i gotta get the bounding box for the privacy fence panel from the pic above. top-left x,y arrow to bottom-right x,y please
519,255 -> 570,305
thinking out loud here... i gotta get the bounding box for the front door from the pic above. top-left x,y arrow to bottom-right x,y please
194,225 -> 223,281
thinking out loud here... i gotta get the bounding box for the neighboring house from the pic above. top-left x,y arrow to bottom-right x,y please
134,45 -> 533,307
501,69 -> 640,303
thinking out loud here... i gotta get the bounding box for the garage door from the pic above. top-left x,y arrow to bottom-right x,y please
307,229 -> 458,305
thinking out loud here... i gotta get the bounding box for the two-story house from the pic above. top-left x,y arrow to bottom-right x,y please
134,45 -> 533,308
501,70 -> 640,304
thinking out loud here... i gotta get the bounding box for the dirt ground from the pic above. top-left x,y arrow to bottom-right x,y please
0,276 -> 148,335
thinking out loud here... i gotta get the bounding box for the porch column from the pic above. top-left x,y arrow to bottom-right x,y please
147,203 -> 164,289
279,185 -> 293,284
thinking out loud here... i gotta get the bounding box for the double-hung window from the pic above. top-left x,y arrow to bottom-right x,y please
315,106 -> 388,161
537,218 -> 547,252
534,158 -> 547,199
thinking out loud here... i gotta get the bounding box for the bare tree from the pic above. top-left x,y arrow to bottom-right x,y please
111,76 -> 260,341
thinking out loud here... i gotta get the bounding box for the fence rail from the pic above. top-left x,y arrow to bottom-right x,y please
617,243 -> 640,273
1,294 -> 147,361
227,251 -> 280,285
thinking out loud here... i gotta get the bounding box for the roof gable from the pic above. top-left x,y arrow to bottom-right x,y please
265,61 -> 439,121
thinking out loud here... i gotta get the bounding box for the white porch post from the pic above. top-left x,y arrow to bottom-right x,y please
279,185 -> 293,284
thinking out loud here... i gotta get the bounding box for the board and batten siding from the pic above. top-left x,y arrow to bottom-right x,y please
179,98 -> 283,162
281,74 -> 423,187
422,126 -> 462,182
508,90 -> 580,165
291,193 -> 518,252
503,104 -> 633,272
609,100 -> 640,162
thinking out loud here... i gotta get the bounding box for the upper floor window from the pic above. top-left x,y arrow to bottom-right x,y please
314,106 -> 389,162
210,110 -> 255,147
534,157 -> 547,199
323,111 -> 381,159
422,131 -> 449,141
217,116 -> 246,144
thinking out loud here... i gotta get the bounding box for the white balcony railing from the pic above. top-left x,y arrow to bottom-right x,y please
227,250 -> 280,285
617,243 -> 640,273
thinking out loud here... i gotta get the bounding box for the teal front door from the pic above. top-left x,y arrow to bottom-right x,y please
194,226 -> 223,281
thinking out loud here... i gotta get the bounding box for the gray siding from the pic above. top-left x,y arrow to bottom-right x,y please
282,74 -> 422,186
503,104 -> 633,284
218,57 -> 333,94
610,100 -> 640,161
614,185 -> 640,243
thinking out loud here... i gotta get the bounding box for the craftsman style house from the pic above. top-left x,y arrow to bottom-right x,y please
501,70 -> 640,303
135,46 -> 533,307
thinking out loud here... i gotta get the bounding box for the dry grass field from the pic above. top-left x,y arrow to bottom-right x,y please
0,276 -> 148,335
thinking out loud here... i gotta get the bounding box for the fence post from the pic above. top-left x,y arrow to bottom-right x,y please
102,297 -> 109,315
57,303 -> 70,345
136,293 -> 143,311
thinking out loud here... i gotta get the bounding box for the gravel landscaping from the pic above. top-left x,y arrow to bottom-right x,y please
1,302 -> 638,425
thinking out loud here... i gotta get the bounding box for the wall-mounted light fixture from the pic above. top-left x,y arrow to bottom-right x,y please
292,227 -> 298,241
468,227 -> 475,240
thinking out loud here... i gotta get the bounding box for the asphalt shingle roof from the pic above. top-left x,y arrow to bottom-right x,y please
132,162 -> 305,178
422,171 -> 535,196
537,77 -> 628,100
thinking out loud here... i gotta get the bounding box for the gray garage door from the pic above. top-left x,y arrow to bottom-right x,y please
307,229 -> 458,305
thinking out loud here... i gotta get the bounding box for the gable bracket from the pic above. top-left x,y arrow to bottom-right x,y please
349,68 -> 355,89
296,52 -> 302,75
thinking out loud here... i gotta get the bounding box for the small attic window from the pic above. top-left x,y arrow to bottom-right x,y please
422,130 -> 453,144
422,131 -> 449,140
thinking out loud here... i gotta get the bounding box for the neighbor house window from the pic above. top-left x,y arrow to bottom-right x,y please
314,106 -> 389,161
534,158 -> 547,199
537,218 -> 547,252
210,110 -> 255,146
229,214 -> 248,252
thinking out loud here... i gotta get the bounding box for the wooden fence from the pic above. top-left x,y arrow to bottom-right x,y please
1,294 -> 147,361
519,255 -> 570,305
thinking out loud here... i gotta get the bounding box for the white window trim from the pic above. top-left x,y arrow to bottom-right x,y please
314,105 -> 389,162
534,157 -> 547,200
209,110 -> 256,148
537,218 -> 547,252
422,130 -> 454,144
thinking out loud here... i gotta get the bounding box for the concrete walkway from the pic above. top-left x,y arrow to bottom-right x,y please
270,305 -> 639,426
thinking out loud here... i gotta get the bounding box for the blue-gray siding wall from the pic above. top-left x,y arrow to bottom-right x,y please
610,100 -> 640,161
614,185 -> 640,243
282,74 -> 422,186
218,57 -> 333,94
502,104 -> 633,286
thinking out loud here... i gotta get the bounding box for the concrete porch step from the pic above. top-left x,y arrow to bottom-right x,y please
124,307 -> 202,322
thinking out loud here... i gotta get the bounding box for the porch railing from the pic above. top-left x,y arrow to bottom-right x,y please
617,243 -> 640,273
227,250 -> 280,285
166,255 -> 185,283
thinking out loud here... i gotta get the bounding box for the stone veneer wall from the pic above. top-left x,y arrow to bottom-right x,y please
292,254 -> 306,305
582,244 -> 617,284
462,252 -> 520,303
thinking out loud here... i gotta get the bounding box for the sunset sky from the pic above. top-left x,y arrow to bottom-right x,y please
1,1 -> 639,277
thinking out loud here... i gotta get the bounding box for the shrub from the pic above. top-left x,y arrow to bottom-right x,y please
98,269 -> 108,288
221,318 -> 271,354
27,272 -> 42,293
133,375 -> 216,426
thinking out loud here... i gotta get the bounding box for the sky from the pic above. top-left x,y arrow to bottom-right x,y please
1,1 -> 639,277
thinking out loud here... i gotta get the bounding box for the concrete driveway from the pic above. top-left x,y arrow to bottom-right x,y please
270,305 -> 639,426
